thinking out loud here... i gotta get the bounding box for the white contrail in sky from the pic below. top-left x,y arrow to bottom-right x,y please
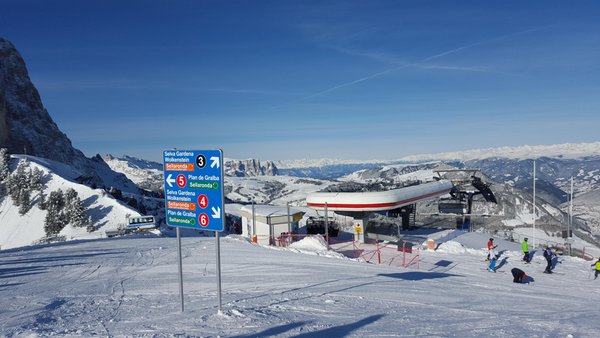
278,26 -> 551,107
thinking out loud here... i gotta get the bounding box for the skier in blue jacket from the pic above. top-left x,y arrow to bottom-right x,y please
488,246 -> 498,272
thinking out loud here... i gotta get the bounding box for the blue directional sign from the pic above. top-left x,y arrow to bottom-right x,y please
163,149 -> 225,231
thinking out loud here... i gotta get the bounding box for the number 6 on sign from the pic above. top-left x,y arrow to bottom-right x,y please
199,213 -> 209,227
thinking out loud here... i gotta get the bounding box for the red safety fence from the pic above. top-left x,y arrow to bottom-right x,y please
580,247 -> 595,261
251,233 -> 420,269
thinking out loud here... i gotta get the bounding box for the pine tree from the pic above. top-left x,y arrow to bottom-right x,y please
5,175 -> 18,205
0,148 -> 9,181
44,208 -> 62,236
138,202 -> 147,215
39,192 -> 47,210
7,160 -> 29,203
48,190 -> 65,210
18,190 -> 31,215
69,198 -> 86,227
109,187 -> 123,200
60,188 -> 89,228
68,191 -> 85,227
127,197 -> 138,209
44,190 -> 66,236
29,167 -> 44,192
64,188 -> 78,204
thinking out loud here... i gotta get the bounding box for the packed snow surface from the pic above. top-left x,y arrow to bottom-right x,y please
1,232 -> 598,337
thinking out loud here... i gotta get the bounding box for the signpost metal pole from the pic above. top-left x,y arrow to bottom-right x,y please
324,203 -> 329,248
287,202 -> 291,235
268,216 -> 273,245
216,231 -> 222,313
252,202 -> 256,242
176,227 -> 184,312
217,150 -> 224,314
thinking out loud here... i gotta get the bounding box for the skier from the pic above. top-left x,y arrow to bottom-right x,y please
511,267 -> 529,283
488,245 -> 498,272
543,247 -> 553,273
486,238 -> 496,261
591,257 -> 600,280
521,238 -> 530,263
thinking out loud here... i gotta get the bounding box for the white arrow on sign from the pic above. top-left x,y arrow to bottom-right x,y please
166,174 -> 176,188
210,156 -> 220,169
211,206 -> 221,219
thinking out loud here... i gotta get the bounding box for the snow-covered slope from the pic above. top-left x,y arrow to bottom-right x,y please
0,155 -> 140,249
566,189 -> 600,233
103,154 -> 163,192
1,232 -> 598,337
225,175 -> 332,205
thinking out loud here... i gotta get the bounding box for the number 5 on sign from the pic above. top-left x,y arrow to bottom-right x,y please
199,213 -> 209,227
177,174 -> 187,188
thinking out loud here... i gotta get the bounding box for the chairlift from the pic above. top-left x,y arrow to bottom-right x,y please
438,199 -> 467,214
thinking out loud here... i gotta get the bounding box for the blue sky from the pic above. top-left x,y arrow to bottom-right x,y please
2,1 -> 600,162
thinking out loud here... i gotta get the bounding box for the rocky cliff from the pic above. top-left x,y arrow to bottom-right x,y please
0,37 -> 138,193
225,159 -> 278,177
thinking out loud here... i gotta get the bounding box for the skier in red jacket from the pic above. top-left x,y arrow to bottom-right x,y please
486,238 -> 496,261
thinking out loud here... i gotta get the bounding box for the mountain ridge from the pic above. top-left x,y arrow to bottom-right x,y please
275,142 -> 600,169
0,37 -> 138,193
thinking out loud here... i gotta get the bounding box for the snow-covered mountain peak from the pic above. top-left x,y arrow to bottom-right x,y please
399,142 -> 600,162
274,142 -> 600,169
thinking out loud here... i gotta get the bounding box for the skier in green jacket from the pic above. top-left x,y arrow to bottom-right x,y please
592,257 -> 600,280
522,238 -> 531,263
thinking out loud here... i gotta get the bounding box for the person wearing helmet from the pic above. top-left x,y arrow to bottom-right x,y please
522,238 -> 531,263
591,257 -> 600,280
488,245 -> 498,272
511,267 -> 529,283
486,238 -> 495,261
543,247 -> 554,273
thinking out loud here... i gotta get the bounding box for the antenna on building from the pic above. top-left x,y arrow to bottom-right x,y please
569,176 -> 573,237
532,160 -> 536,248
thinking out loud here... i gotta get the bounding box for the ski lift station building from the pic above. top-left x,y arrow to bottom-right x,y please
239,205 -> 304,245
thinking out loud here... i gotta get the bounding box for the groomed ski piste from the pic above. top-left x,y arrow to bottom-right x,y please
1,230 -> 598,337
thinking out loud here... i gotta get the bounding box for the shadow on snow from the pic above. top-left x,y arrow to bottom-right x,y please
231,314 -> 385,338
378,271 -> 462,281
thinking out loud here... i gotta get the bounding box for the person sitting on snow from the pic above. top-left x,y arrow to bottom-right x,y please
511,267 -> 529,283
592,257 -> 600,280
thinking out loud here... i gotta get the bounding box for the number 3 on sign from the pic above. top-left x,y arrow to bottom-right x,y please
199,213 -> 209,227
197,194 -> 208,209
